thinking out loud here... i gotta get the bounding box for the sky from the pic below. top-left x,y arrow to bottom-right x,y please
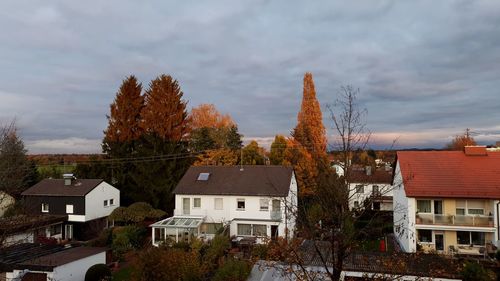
0,1 -> 499,154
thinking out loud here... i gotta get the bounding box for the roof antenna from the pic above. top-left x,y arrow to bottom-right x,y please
240,148 -> 244,171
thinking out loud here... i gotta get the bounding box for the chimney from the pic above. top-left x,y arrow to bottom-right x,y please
63,174 -> 74,186
464,146 -> 487,156
365,166 -> 372,176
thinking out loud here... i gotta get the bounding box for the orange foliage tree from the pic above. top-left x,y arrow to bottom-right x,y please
446,129 -> 477,150
283,139 -> 318,197
140,75 -> 189,141
190,103 -> 235,130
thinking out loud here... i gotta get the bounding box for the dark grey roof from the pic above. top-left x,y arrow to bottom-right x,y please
174,166 -> 294,197
21,179 -> 104,197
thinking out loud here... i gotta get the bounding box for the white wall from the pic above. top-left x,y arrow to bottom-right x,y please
52,251 -> 106,281
393,162 -> 416,253
349,182 -> 392,210
7,251 -> 106,281
84,181 -> 120,222
172,172 -> 298,240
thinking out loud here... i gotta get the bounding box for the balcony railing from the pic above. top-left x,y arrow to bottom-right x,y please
416,213 -> 494,227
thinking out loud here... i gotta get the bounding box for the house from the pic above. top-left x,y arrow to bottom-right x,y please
248,240 -> 461,281
150,165 -> 297,245
348,168 -> 393,211
21,174 -> 120,241
393,146 -> 500,255
0,215 -> 67,246
0,243 -> 108,281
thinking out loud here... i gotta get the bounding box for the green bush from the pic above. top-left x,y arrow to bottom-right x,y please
460,261 -> 495,281
212,259 -> 251,281
109,202 -> 166,224
88,228 -> 112,247
112,225 -> 147,260
85,263 -> 111,281
252,244 -> 268,259
495,250 -> 500,261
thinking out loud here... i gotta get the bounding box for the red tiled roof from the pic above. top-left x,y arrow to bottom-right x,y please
396,150 -> 500,198
348,170 -> 393,184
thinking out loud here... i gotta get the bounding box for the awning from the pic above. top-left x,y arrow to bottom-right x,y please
150,216 -> 204,228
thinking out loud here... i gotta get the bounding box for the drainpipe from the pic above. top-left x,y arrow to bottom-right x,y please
497,201 -> 500,243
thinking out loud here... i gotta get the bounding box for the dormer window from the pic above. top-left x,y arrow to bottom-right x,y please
197,173 -> 210,181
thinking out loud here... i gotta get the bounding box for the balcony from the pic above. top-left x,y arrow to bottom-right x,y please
416,213 -> 494,227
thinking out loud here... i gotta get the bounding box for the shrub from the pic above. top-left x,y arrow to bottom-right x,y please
112,225 -> 147,260
212,259 -> 251,281
495,250 -> 500,261
460,261 -> 495,281
88,228 -> 112,247
109,202 -> 166,225
85,263 -> 111,281
252,244 -> 268,259
203,235 -> 231,271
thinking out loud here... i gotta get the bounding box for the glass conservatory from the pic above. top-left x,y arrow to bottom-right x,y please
150,216 -> 204,246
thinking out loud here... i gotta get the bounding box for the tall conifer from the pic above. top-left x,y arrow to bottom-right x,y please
292,72 -> 327,158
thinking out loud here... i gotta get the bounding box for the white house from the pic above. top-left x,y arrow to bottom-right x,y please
393,146 -> 500,255
1,244 -> 107,281
21,174 -> 120,241
348,168 -> 393,211
0,215 -> 66,246
151,165 -> 298,245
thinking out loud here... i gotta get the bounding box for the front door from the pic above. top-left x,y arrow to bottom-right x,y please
65,224 -> 73,240
271,225 -> 278,240
435,233 -> 444,251
183,198 -> 190,215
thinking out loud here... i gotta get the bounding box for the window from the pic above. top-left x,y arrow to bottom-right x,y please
200,223 -> 223,235
237,224 -> 252,236
110,199 -> 114,205
457,231 -> 470,245
418,229 -> 432,243
457,231 -> 486,246
456,208 -> 465,215
417,200 -> 431,213
49,224 -> 62,236
373,202 -> 381,210
66,204 -> 74,214
468,209 -> 484,215
214,198 -> 223,210
260,199 -> 269,211
154,228 -> 165,244
197,173 -> 210,181
253,224 -> 267,236
373,185 -> 380,196
104,200 -> 108,207
42,203 -> 49,213
193,198 -> 201,208
356,185 -> 364,193
237,199 -> 245,210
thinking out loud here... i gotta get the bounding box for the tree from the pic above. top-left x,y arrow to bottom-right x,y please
103,75 -> 144,155
140,75 -> 189,141
283,139 -> 318,197
446,129 -> 477,150
131,75 -> 192,210
0,121 -> 33,198
241,140 -> 265,165
292,72 -> 327,159
269,135 -> 287,165
190,103 -> 235,130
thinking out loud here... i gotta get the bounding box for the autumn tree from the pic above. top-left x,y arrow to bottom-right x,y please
241,140 -> 265,165
446,129 -> 477,151
190,103 -> 234,130
269,135 -> 287,165
189,104 -> 243,165
283,139 -> 318,197
131,75 -> 192,210
292,72 -> 327,159
103,75 -> 144,156
288,72 -> 328,196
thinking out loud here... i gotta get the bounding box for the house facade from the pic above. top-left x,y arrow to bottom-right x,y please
0,215 -> 66,246
348,168 -> 393,211
151,166 -> 297,245
21,174 -> 120,241
393,147 -> 500,255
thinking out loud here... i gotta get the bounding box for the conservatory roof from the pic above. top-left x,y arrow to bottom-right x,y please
150,216 -> 204,228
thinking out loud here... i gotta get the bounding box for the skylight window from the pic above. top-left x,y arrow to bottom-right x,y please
197,172 -> 210,181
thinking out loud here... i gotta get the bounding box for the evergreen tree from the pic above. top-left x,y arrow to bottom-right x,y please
292,72 -> 327,158
103,75 -> 144,156
269,135 -> 287,165
141,75 -> 189,141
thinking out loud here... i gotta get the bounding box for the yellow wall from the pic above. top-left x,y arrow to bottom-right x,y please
444,230 -> 457,253
443,199 -> 456,216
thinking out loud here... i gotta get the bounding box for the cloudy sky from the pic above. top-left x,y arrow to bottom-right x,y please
1,1 -> 499,153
